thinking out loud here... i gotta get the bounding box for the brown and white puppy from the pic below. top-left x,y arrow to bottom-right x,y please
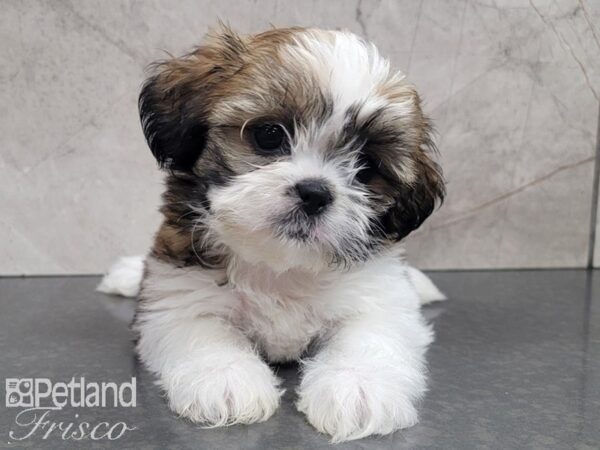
100,26 -> 445,442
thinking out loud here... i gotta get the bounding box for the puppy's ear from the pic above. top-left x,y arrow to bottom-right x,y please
382,117 -> 445,241
139,27 -> 245,172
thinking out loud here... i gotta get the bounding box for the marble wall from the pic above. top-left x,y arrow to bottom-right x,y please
2,0 -> 600,274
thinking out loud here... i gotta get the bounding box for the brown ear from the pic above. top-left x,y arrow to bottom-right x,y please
381,122 -> 445,241
139,27 -> 245,172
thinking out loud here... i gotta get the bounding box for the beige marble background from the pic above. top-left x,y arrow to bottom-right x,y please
2,0 -> 600,275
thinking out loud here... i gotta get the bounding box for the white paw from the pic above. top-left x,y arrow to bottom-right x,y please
405,265 -> 447,304
97,255 -> 145,297
297,361 -> 424,442
164,354 -> 283,426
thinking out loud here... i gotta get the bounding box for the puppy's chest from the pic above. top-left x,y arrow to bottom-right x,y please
229,286 -> 327,362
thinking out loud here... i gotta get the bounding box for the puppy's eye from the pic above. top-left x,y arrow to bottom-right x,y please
356,153 -> 378,184
253,124 -> 285,152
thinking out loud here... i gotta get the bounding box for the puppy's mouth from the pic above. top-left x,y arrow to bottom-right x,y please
273,209 -> 325,243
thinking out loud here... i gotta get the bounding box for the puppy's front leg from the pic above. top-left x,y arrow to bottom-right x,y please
297,302 -> 433,442
136,302 -> 283,426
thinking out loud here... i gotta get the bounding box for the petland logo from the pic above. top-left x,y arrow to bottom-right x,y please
5,377 -> 137,442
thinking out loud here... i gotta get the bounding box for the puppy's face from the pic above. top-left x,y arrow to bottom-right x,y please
141,27 -> 444,271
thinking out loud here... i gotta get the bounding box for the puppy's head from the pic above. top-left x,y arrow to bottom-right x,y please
141,26 -> 444,271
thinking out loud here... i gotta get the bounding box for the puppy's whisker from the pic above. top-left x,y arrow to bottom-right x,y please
190,221 -> 205,266
240,119 -> 251,141
175,209 -> 200,223
241,160 -> 273,170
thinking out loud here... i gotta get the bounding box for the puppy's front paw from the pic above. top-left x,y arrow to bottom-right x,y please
164,354 -> 283,426
297,362 -> 423,442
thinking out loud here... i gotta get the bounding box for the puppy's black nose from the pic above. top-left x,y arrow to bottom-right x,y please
295,179 -> 334,216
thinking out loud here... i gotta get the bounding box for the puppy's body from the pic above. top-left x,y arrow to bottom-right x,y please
104,26 -> 445,442
134,252 -> 433,441
139,251 -> 431,364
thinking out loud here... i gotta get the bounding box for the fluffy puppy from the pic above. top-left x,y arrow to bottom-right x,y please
104,26 -> 445,442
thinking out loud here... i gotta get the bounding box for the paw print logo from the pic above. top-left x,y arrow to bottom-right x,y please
5,379 -> 34,408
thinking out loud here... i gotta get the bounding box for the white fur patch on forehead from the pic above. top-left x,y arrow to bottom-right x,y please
280,30 -> 403,117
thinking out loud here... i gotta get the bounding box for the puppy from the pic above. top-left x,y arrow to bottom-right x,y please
100,26 -> 445,442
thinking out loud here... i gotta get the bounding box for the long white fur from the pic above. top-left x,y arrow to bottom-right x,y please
100,29 -> 445,443
101,254 -> 443,441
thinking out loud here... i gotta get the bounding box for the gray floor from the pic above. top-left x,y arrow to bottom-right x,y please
0,270 -> 598,450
